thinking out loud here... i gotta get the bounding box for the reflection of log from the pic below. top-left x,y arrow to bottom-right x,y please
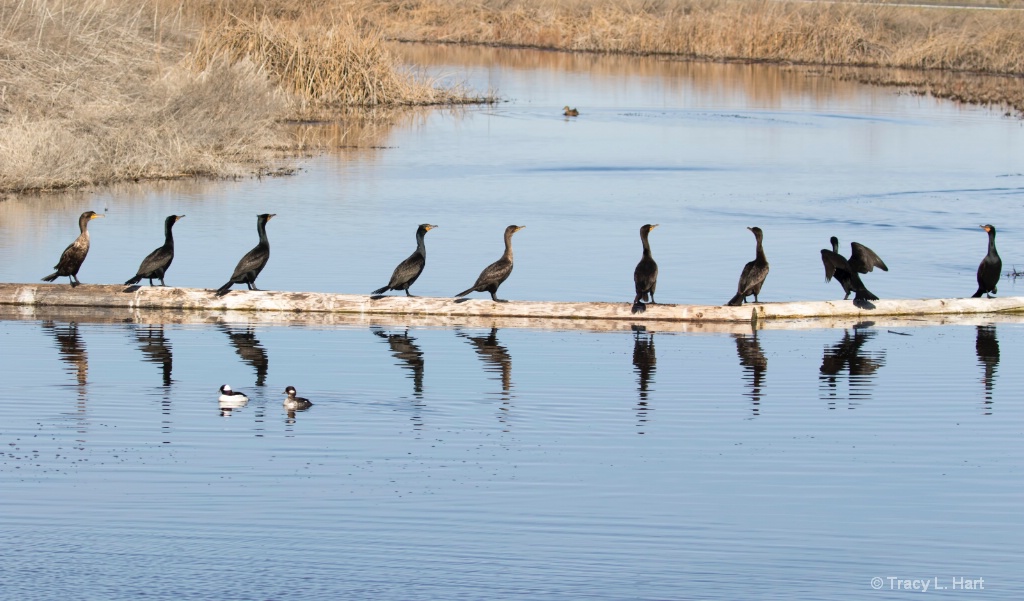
4,283 -> 1024,328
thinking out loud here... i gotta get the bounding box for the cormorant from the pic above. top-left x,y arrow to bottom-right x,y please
216,213 -> 275,295
973,224 -> 1002,298
372,224 -> 438,296
125,215 -> 185,286
41,210 -> 104,286
455,225 -> 525,302
632,224 -> 659,314
820,236 -> 888,301
563,106 -> 579,116
283,386 -> 313,410
727,226 -> 769,306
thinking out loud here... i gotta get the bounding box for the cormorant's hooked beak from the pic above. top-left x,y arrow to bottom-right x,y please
91,214 -> 104,219
176,215 -> 186,221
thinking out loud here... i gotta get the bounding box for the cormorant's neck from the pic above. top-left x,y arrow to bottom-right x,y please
988,230 -> 998,256
164,221 -> 175,246
79,216 -> 91,233
641,231 -> 653,256
754,237 -> 766,262
502,231 -> 515,260
257,220 -> 270,245
831,239 -> 840,254
416,230 -> 427,256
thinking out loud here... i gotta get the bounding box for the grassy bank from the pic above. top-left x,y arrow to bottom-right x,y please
0,0 -> 488,193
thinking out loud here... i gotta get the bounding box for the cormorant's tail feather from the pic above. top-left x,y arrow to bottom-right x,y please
726,293 -> 744,307
631,301 -> 646,314
455,287 -> 474,298
371,285 -> 390,295
854,289 -> 879,302
125,275 -> 142,286
41,272 -> 59,282
216,282 -> 234,295
972,289 -> 984,298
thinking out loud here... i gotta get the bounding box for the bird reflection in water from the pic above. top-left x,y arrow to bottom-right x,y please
134,324 -> 174,387
42,321 -> 90,433
631,326 -> 656,434
819,322 -> 886,409
133,324 -> 175,441
457,328 -> 514,428
219,324 -> 269,387
371,326 -> 426,429
733,328 -> 767,417
975,324 -> 999,414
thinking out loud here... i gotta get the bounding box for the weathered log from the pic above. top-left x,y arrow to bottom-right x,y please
2,283 -> 1023,324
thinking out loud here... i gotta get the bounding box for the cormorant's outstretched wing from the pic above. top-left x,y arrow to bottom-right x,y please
820,249 -> 850,283
849,243 -> 888,274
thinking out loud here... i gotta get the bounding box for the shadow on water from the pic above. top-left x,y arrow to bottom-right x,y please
976,324 -> 999,414
457,328 -> 514,428
371,326 -> 426,429
631,326 -> 656,434
219,324 -> 269,387
733,328 -> 767,417
819,322 -> 886,409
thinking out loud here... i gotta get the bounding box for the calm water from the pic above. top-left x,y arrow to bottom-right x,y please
2,46 -> 1024,599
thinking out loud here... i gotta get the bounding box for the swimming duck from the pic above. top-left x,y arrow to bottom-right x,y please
563,106 -> 579,117
218,384 -> 249,408
283,386 -> 313,410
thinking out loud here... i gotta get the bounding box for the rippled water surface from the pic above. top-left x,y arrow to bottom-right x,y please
2,46 -> 1024,599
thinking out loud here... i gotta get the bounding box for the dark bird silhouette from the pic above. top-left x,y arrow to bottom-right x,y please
819,323 -> 886,407
125,215 -> 185,286
455,225 -> 525,302
632,327 -> 656,432
216,213 -> 275,295
973,224 -> 1002,298
632,224 -> 659,314
41,211 -> 104,286
283,386 -> 313,411
734,329 -> 767,415
820,236 -> 888,301
727,226 -> 769,306
219,324 -> 269,387
372,224 -> 438,296
134,324 -> 174,387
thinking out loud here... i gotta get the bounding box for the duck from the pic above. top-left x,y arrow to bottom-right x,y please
563,105 -> 579,117
283,386 -> 313,410
218,384 -> 249,408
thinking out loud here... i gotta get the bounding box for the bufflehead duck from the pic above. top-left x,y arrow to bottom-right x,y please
219,384 -> 249,408
283,386 -> 313,410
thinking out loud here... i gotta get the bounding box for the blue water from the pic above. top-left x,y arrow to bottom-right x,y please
2,46 -> 1024,599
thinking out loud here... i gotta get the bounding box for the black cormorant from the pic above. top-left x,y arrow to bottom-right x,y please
125,215 -> 185,286
41,210 -> 104,286
283,386 -> 313,410
727,226 -> 769,306
820,236 -> 888,301
973,224 -> 1002,298
455,225 -> 525,302
632,224 -> 659,314
216,213 -> 275,295
372,224 -> 438,296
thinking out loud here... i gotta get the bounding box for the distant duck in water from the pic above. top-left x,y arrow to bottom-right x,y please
820,236 -> 888,302
632,224 -> 659,314
125,215 -> 185,286
283,386 -> 313,410
217,213 -> 275,295
41,210 -> 104,287
727,226 -> 769,306
563,106 -> 579,117
973,224 -> 1002,298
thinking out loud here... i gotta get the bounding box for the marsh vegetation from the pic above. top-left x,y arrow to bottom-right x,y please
3,0 -> 1023,193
